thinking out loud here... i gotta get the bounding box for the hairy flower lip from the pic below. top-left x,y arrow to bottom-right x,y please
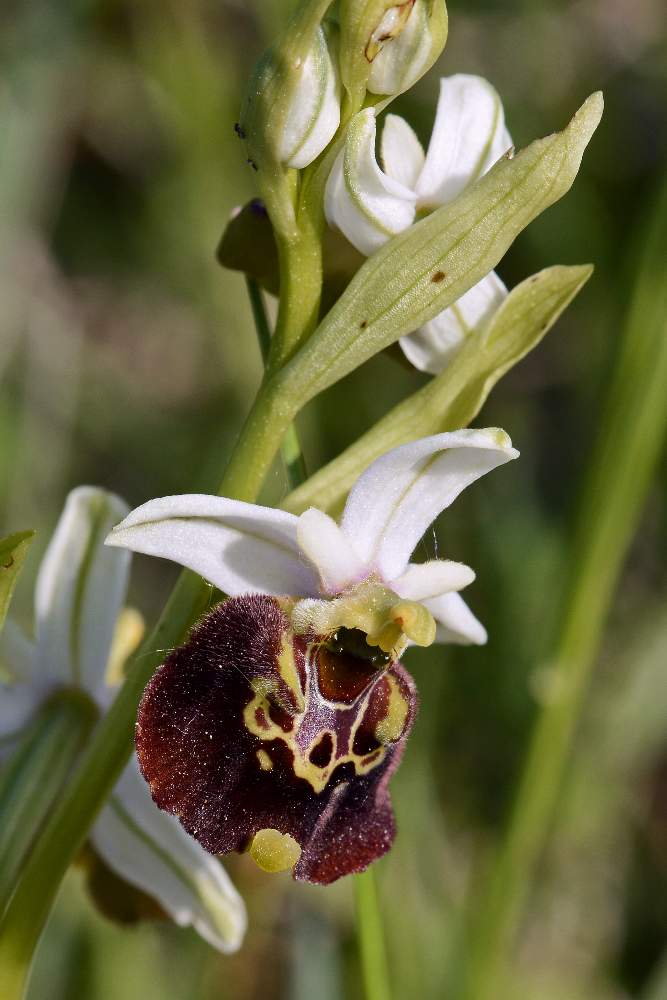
135,594 -> 418,884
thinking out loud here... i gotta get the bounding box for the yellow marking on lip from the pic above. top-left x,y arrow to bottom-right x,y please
243,644 -> 390,794
375,675 -> 409,745
256,749 -> 273,771
277,632 -> 305,712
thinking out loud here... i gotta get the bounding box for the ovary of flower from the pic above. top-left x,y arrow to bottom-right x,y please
0,487 -> 246,953
325,74 -> 514,373
106,428 -> 519,652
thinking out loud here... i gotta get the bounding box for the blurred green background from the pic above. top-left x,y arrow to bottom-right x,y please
1,0 -> 666,998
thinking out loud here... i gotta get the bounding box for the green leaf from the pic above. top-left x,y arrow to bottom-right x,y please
276,93 -> 602,405
283,264 -> 592,515
0,532 -> 35,636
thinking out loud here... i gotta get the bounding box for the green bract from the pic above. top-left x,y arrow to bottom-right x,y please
275,92 -> 603,403
283,264 -> 593,515
0,532 -> 34,638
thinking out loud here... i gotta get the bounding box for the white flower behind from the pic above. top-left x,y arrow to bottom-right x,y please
0,487 -> 246,954
325,74 -> 513,373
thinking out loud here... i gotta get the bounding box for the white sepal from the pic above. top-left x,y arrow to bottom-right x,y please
278,26 -> 341,170
393,560 -> 475,601
91,757 -> 246,953
0,624 -> 41,749
297,508 -> 366,595
400,272 -> 509,374
424,591 -> 488,645
416,74 -> 513,208
325,108 -> 417,256
106,495 -> 320,599
341,429 -> 519,580
380,114 -> 425,190
34,487 -> 130,706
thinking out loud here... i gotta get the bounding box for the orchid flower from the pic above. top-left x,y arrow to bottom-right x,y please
106,428 -> 518,884
0,487 -> 246,953
325,73 -> 513,373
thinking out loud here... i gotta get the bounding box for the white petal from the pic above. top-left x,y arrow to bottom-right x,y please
91,757 -> 246,953
0,623 -> 40,749
400,272 -> 509,374
424,591 -> 487,645
393,560 -> 475,601
325,108 -> 417,256
367,0 -> 434,96
279,26 -> 341,169
380,114 -> 425,190
106,495 -> 320,599
0,686 -> 41,759
341,429 -> 519,581
296,508 -> 367,595
35,487 -> 131,705
416,74 -> 513,208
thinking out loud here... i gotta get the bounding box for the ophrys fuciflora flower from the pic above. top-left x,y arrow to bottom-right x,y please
107,429 -> 518,883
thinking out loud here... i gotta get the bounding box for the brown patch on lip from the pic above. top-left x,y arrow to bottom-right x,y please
432,270 -> 446,283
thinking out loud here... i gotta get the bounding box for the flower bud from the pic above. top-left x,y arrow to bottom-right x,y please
276,25 -> 341,170
238,1 -> 340,237
367,0 -> 448,96
339,0 -> 447,109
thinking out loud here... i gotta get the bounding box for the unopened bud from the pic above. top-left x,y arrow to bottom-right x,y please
339,0 -> 447,109
277,26 -> 341,169
238,0 -> 341,238
368,0 -> 448,96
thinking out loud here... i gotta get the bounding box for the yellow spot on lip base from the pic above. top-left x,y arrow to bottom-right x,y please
375,675 -> 409,745
256,749 -> 273,771
249,829 -> 301,873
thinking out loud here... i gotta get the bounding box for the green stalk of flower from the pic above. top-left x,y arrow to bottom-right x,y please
355,868 -> 392,1000
464,176 -> 667,1000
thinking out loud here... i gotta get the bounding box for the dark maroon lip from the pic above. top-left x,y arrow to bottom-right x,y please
135,594 -> 418,884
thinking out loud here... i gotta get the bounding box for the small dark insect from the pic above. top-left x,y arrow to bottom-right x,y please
234,122 -> 246,140
247,158 -> 258,172
432,271 -> 446,283
360,319 -> 368,329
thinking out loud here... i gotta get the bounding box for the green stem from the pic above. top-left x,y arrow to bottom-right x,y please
465,181 -> 667,1000
246,278 -> 308,490
268,203 -> 324,369
355,868 -> 392,1000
